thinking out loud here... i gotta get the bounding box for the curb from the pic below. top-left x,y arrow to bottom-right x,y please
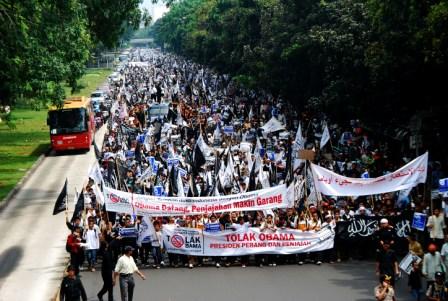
0,147 -> 51,212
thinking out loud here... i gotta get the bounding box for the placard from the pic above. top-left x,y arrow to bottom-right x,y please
412,212 -> 427,231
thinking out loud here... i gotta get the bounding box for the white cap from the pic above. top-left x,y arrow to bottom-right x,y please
380,218 -> 388,224
359,206 -> 366,211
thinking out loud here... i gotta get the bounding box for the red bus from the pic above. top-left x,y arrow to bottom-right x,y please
47,96 -> 95,151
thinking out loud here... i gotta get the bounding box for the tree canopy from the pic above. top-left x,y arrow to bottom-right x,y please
0,0 -> 148,107
153,0 -> 448,125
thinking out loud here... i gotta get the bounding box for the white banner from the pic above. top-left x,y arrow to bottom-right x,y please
311,152 -> 428,196
162,226 -> 334,256
104,185 -> 287,216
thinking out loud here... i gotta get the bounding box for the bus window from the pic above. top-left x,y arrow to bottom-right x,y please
48,108 -> 87,134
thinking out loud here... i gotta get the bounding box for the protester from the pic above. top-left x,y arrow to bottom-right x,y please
408,233 -> 424,258
374,274 -> 396,301
376,242 -> 399,287
422,244 -> 446,287
426,271 -> 448,301
440,234 -> 448,269
427,208 -> 446,251
408,261 -> 423,301
97,241 -> 114,301
60,265 -> 87,301
151,220 -> 163,269
61,48 -> 446,300
66,226 -> 84,275
83,217 -> 101,272
113,246 -> 146,301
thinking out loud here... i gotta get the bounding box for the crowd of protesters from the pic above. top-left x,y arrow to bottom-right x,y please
61,48 -> 448,301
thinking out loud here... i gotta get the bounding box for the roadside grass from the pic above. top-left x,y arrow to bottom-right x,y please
64,68 -> 112,97
0,68 -> 112,202
0,109 -> 49,201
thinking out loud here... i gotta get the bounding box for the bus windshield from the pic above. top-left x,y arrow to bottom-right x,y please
48,108 -> 87,134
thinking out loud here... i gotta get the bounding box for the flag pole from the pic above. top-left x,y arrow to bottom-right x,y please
65,179 -> 69,213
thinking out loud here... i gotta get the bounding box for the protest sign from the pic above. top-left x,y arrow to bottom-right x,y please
162,225 -> 334,256
223,126 -> 234,135
412,213 -> 427,231
104,184 -> 287,216
399,252 -> 422,275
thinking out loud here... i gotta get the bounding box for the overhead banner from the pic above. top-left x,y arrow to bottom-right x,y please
311,152 -> 428,196
162,226 -> 334,256
104,184 -> 287,216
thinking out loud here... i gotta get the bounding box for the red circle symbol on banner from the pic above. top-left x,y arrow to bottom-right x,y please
171,234 -> 184,248
110,194 -> 119,203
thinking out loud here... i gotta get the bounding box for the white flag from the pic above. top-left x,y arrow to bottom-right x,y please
294,123 -> 305,150
137,216 -> 156,247
197,134 -> 213,157
93,184 -> 105,206
177,172 -> 185,197
320,124 -> 330,149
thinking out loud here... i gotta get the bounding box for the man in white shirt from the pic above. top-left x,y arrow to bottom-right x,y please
83,218 -> 101,272
427,208 -> 446,251
113,246 -> 146,301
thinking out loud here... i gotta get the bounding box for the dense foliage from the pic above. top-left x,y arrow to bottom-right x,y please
153,0 -> 448,125
0,0 -> 148,107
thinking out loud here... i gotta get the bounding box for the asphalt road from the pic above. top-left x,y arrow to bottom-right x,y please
80,260 -> 414,301
0,126 -> 106,301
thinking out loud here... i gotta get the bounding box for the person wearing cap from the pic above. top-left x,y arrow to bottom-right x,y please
423,244 -> 446,287
60,265 -> 87,301
375,218 -> 397,252
113,245 -> 146,301
374,274 -> 395,301
426,271 -> 448,301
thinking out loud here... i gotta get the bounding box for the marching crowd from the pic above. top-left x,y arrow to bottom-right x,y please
60,48 -> 448,301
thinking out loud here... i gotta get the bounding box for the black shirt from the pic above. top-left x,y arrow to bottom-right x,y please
60,276 -> 87,301
376,249 -> 397,274
408,269 -> 422,289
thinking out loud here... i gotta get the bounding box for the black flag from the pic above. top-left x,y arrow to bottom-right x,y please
192,142 -> 206,174
248,162 -> 257,192
285,143 -> 293,185
135,142 -> 142,163
53,179 -> 68,215
94,141 -> 101,160
71,189 -> 84,222
168,167 -> 178,196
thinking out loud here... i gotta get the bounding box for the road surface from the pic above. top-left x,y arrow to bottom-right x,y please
0,126 -> 106,301
80,260 -> 414,301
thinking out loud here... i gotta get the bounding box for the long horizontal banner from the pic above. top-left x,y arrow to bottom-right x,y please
162,226 -> 334,256
104,184 -> 288,216
311,152 -> 428,196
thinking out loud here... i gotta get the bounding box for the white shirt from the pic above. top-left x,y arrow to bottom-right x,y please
115,255 -> 138,275
83,225 -> 100,250
441,243 -> 448,268
427,214 -> 446,239
233,222 -> 250,231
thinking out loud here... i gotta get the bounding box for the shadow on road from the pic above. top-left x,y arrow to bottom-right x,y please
0,246 -> 24,280
46,149 -> 90,157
